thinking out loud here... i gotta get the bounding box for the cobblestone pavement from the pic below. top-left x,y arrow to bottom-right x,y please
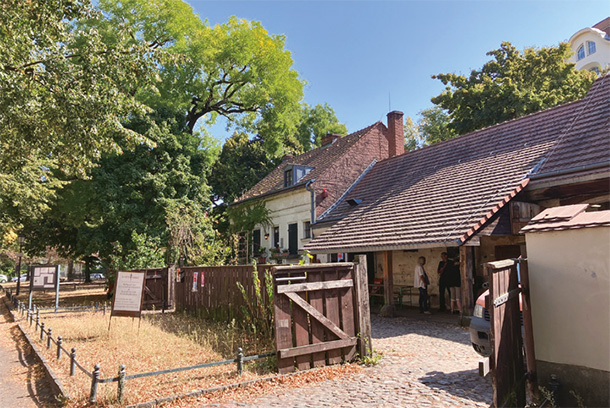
234,314 -> 491,407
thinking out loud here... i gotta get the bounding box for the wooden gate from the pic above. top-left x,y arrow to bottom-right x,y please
131,268 -> 174,310
485,259 -> 528,407
273,258 -> 371,374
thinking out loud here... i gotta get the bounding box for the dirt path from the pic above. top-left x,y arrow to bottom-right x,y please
0,296 -> 57,407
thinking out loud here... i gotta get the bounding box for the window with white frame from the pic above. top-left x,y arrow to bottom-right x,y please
587,41 -> 596,55
577,45 -> 585,61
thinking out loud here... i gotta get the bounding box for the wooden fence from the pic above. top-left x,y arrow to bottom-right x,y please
175,265 -> 271,320
273,258 -> 371,373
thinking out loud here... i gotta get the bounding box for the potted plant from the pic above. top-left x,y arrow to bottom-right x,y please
257,247 -> 267,264
269,247 -> 280,260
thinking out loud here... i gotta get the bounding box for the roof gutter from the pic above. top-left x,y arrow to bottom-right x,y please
305,239 -> 462,254
528,161 -> 610,180
230,182 -> 308,207
305,179 -> 316,225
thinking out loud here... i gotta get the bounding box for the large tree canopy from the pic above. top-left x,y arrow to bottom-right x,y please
0,0 -> 160,241
431,42 -> 595,135
95,0 -> 305,152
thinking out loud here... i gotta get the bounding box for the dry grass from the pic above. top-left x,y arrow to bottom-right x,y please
8,284 -> 363,407
18,310 -> 278,407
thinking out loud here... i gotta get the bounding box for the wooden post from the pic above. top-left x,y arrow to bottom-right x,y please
460,246 -> 474,315
354,255 -> 372,358
380,251 -> 394,317
519,260 -> 539,403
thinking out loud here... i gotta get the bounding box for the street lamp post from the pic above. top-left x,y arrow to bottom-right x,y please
15,233 -> 25,296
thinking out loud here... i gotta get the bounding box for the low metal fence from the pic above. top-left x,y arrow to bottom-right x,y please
5,290 -> 274,404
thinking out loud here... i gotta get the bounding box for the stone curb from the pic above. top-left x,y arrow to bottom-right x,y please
2,295 -> 71,404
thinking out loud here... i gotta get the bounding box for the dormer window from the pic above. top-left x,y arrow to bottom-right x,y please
577,45 -> 585,60
284,165 -> 313,187
587,41 -> 596,55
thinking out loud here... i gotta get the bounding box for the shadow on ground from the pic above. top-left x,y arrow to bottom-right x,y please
419,368 -> 492,404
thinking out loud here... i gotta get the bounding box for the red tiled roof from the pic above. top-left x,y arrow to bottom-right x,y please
234,122 -> 384,203
521,204 -> 610,233
305,77 -> 609,253
535,75 -> 610,175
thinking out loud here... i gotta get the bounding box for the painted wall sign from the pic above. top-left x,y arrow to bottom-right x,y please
111,271 -> 146,317
31,265 -> 58,291
200,271 -> 205,287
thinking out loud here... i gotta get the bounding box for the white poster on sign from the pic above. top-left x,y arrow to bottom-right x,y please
31,266 -> 58,290
112,271 -> 145,315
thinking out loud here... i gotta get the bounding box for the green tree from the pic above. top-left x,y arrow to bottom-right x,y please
431,42 -> 595,134
404,108 -> 455,151
404,116 -> 421,152
209,133 -> 277,205
418,107 -> 456,145
95,0 -> 305,153
28,109 -> 219,268
294,104 -> 348,150
0,0 -> 160,241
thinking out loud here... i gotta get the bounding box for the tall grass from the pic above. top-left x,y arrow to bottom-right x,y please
236,264 -> 274,349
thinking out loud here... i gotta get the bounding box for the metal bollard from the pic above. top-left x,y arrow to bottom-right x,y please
236,347 -> 244,376
95,302 -> 99,313
40,322 -> 45,341
57,336 -> 62,360
117,364 -> 126,403
103,303 -> 106,316
36,309 -> 39,325
70,348 -> 77,376
89,364 -> 100,404
47,328 -> 52,349
27,309 -> 31,326
35,314 -> 40,333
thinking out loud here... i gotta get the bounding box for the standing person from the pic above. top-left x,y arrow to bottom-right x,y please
414,256 -> 431,314
437,252 -> 451,312
448,258 -> 462,314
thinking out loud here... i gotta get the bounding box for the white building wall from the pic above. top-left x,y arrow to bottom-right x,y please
569,29 -> 610,72
525,227 -> 610,372
255,189 -> 312,263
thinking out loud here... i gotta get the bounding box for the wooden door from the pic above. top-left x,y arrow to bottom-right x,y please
273,263 -> 366,374
485,259 -> 525,408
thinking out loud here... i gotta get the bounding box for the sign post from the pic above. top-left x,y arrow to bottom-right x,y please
109,271 -> 146,332
29,265 -> 59,310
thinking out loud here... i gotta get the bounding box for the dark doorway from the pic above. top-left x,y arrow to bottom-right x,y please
288,223 -> 298,255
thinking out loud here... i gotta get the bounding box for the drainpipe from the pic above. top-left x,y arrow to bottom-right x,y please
305,179 -> 316,226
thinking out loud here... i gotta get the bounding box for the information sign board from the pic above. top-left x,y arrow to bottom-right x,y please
31,265 -> 58,291
111,271 -> 146,317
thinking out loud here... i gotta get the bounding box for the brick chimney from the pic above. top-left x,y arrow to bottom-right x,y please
386,111 -> 404,157
282,154 -> 294,161
321,133 -> 342,146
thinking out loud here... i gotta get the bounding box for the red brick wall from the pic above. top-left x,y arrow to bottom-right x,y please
313,123 -> 391,217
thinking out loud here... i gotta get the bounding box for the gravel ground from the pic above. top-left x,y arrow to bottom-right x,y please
227,313 -> 492,408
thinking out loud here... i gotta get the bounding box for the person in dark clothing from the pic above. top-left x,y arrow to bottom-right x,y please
437,252 -> 451,312
447,258 -> 462,314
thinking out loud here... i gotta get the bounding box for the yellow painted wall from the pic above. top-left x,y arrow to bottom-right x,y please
526,227 -> 610,372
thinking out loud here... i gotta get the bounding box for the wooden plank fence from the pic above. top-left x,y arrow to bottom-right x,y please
175,265 -> 271,320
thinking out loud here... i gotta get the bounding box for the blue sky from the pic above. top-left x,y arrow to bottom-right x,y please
185,0 -> 607,139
